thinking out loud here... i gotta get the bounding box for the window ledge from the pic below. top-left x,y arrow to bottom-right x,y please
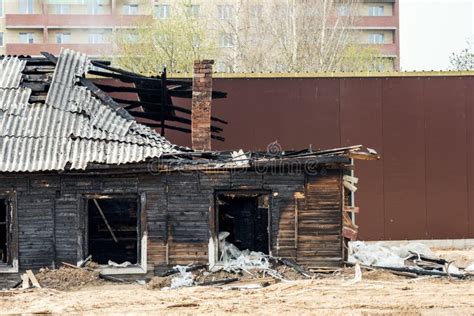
0,259 -> 19,273
99,265 -> 146,275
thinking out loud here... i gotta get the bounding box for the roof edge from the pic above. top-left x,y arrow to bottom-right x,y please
167,71 -> 474,79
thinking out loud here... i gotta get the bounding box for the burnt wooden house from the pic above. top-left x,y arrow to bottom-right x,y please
0,49 -> 378,287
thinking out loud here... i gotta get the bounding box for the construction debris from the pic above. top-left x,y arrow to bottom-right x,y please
35,265 -> 102,291
170,265 -> 194,289
217,240 -> 271,273
19,270 -> 41,289
466,263 -> 474,273
349,241 -> 435,268
147,241 -> 310,291
349,241 -> 473,279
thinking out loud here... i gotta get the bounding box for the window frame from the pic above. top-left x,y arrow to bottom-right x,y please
219,33 -> 233,48
89,0 -> 105,15
19,0 -> 34,14
123,4 -> 139,15
189,4 -> 200,18
54,4 -> 70,15
0,191 -> 18,274
56,32 -> 71,44
218,5 -> 233,20
80,193 -> 147,275
88,32 -> 104,44
0,0 -> 4,18
368,33 -> 385,44
19,32 -> 34,44
368,5 -> 384,16
155,4 -> 170,20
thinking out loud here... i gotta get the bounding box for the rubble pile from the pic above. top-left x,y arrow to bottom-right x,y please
36,266 -> 102,291
148,242 -> 309,290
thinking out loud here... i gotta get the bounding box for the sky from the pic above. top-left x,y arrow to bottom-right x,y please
400,0 -> 474,71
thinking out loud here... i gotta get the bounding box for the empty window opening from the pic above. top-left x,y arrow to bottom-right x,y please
216,193 -> 270,255
0,199 -> 7,264
87,197 -> 139,265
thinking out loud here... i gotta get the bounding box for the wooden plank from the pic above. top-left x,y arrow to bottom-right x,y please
26,270 -> 41,288
92,199 -> 118,243
21,274 -> 30,289
344,206 -> 360,213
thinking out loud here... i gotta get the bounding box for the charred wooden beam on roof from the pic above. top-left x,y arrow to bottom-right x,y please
143,123 -> 224,141
5,51 -> 228,140
22,82 -> 50,92
128,110 -> 224,133
88,60 -> 228,141
116,98 -> 227,124
90,61 -> 227,98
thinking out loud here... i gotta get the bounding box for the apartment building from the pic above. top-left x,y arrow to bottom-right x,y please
355,0 -> 399,70
0,0 -> 399,70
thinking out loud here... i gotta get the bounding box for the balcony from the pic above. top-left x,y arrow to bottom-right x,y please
5,14 -> 151,28
354,16 -> 399,29
6,43 -> 114,56
372,43 -> 398,57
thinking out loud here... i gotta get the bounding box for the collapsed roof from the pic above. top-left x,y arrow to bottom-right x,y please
0,49 -> 183,172
0,49 -> 380,173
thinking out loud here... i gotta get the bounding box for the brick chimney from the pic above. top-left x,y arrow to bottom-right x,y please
191,60 -> 214,151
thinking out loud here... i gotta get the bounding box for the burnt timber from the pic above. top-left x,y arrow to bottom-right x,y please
6,51 -> 228,140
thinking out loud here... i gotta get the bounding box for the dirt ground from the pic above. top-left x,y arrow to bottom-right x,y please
1,249 -> 473,315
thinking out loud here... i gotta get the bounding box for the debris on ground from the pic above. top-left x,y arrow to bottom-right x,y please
107,260 -> 133,268
217,239 -> 271,273
11,241 -> 473,294
146,240 -> 311,291
466,263 -> 474,273
147,276 -> 172,290
35,265 -> 102,291
349,241 -> 473,279
170,265 -> 194,289
18,270 -> 42,289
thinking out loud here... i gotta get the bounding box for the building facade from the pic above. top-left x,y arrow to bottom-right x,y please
0,48 -> 378,288
0,0 -> 399,70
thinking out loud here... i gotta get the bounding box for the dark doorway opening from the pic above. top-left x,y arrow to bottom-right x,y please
0,199 -> 7,264
216,192 -> 270,254
87,197 -> 139,265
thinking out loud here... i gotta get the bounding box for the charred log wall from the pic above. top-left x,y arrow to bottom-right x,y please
0,168 -> 343,288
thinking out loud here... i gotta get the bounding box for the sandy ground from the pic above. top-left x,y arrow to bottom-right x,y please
433,248 -> 474,268
1,249 -> 473,315
1,273 -> 473,315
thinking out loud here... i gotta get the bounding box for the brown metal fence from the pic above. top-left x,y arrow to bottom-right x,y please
167,75 -> 474,241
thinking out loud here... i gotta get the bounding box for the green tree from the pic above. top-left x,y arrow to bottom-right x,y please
113,1 -> 219,75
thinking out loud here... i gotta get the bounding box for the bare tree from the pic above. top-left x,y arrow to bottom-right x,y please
113,0 -> 384,74
216,0 -> 384,72
450,40 -> 474,71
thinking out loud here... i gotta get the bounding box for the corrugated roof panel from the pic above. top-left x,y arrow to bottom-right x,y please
46,50 -> 133,137
0,87 -> 31,115
0,58 -> 26,89
0,135 -> 172,172
0,49 -> 182,172
0,137 -> 68,172
0,103 -> 171,147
